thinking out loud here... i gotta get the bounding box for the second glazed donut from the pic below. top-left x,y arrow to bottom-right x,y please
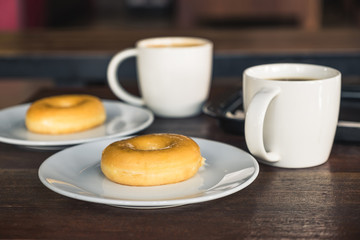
25,94 -> 106,134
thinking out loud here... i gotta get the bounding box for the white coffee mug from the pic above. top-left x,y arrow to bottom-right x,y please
107,37 -> 213,118
243,63 -> 341,168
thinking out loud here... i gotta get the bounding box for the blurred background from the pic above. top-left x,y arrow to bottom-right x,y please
1,0 -> 358,31
0,0 -> 360,108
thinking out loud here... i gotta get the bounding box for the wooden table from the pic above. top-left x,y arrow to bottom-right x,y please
1,85 -> 360,239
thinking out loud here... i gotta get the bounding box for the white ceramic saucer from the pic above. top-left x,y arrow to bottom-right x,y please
38,137 -> 259,209
0,100 -> 154,149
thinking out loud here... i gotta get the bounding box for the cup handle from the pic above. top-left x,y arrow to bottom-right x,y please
245,87 -> 281,162
107,49 -> 145,106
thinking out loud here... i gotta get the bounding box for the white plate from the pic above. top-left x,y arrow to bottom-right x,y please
0,100 -> 154,149
38,137 -> 259,209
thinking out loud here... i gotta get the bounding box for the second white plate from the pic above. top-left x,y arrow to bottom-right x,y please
38,137 -> 259,209
0,100 -> 154,149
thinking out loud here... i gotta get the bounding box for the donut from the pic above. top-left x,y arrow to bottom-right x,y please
101,133 -> 205,186
25,94 -> 106,134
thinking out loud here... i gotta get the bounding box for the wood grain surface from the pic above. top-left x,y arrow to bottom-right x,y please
0,85 -> 359,239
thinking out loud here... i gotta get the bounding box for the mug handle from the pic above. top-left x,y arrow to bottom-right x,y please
107,49 -> 145,106
245,87 -> 281,162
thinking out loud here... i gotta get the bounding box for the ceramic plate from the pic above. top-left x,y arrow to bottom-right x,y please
0,100 -> 154,149
38,137 -> 259,209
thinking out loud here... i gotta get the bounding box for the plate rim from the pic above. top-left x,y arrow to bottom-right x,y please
38,137 -> 259,208
0,100 -> 154,147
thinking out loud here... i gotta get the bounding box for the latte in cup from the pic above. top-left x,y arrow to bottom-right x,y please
145,42 -> 206,48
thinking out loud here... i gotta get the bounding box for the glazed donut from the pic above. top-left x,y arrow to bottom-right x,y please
101,133 -> 205,186
25,94 -> 106,134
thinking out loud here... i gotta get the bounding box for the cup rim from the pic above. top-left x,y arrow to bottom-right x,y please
136,36 -> 212,49
244,63 -> 341,82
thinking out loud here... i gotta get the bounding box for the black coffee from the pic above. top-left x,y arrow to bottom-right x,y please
268,78 -> 318,81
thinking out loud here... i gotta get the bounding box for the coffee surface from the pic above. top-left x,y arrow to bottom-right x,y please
268,78 -> 318,81
146,42 -> 205,48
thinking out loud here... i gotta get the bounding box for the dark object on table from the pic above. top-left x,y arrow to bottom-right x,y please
203,86 -> 360,142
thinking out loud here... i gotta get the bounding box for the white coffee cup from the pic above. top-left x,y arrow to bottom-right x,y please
107,37 -> 213,118
243,63 -> 341,168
